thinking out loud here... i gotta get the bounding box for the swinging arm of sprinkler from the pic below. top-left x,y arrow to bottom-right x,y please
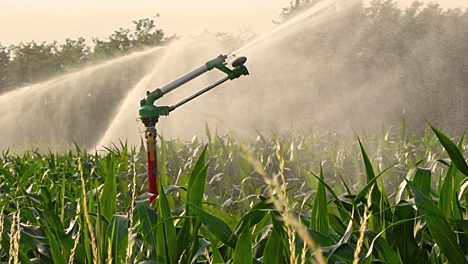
169,56 -> 249,111
139,55 -> 248,125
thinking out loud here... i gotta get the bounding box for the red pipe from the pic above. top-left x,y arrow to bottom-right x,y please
145,128 -> 158,203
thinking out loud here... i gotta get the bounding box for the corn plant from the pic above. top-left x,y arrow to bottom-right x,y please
0,125 -> 467,263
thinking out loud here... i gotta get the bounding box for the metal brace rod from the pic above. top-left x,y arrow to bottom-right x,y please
169,76 -> 230,112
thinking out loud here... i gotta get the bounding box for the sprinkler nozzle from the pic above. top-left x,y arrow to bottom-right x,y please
232,56 -> 247,68
230,56 -> 249,79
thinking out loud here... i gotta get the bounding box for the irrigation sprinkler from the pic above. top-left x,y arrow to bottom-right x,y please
139,54 -> 249,203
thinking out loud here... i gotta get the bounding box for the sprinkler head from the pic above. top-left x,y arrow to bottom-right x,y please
230,56 -> 249,79
232,56 -> 247,68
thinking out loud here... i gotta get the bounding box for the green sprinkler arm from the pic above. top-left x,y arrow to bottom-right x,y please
139,54 -> 249,126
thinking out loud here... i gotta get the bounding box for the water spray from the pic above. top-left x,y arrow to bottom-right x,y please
139,54 -> 249,202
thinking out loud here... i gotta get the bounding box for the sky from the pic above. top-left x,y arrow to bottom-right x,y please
0,0 -> 467,45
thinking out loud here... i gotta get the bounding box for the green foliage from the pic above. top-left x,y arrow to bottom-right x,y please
431,125 -> 468,177
310,166 -> 329,233
90,18 -> 165,61
99,154 -> 117,221
58,38 -> 90,67
409,182 -> 467,264
0,44 -> 10,89
157,179 -> 177,264
189,203 -> 237,248
1,125 -> 468,262
263,229 -> 285,264
133,18 -> 166,48
7,41 -> 62,84
0,17 -> 168,92
233,227 -> 252,264
280,0 -> 322,20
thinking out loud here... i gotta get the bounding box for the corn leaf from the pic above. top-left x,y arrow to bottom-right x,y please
233,227 -> 252,264
99,156 -> 117,221
431,125 -> 468,177
391,201 -> 418,263
177,146 -> 208,259
157,181 -> 177,264
412,168 -> 431,197
310,166 -> 329,233
211,244 -> 224,264
409,181 -> 467,264
108,215 -> 128,263
134,200 -> 159,260
46,229 -> 67,264
189,203 -> 237,248
235,197 -> 272,235
263,229 -> 284,264
358,139 -> 389,209
439,164 -> 462,219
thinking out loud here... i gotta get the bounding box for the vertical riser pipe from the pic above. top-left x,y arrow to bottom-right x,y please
145,128 -> 158,203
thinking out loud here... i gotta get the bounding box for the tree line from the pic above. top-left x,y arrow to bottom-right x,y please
0,18 -> 169,92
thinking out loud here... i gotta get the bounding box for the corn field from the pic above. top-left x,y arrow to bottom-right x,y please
1,125 -> 468,263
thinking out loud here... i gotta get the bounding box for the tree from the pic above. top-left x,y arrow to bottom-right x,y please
0,44 -> 10,91
0,16 -> 169,91
132,17 -> 165,48
92,28 -> 133,60
7,41 -> 61,85
91,17 -> 167,60
279,0 -> 323,20
56,37 -> 90,69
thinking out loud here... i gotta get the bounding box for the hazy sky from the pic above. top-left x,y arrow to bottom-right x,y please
0,0 -> 467,45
